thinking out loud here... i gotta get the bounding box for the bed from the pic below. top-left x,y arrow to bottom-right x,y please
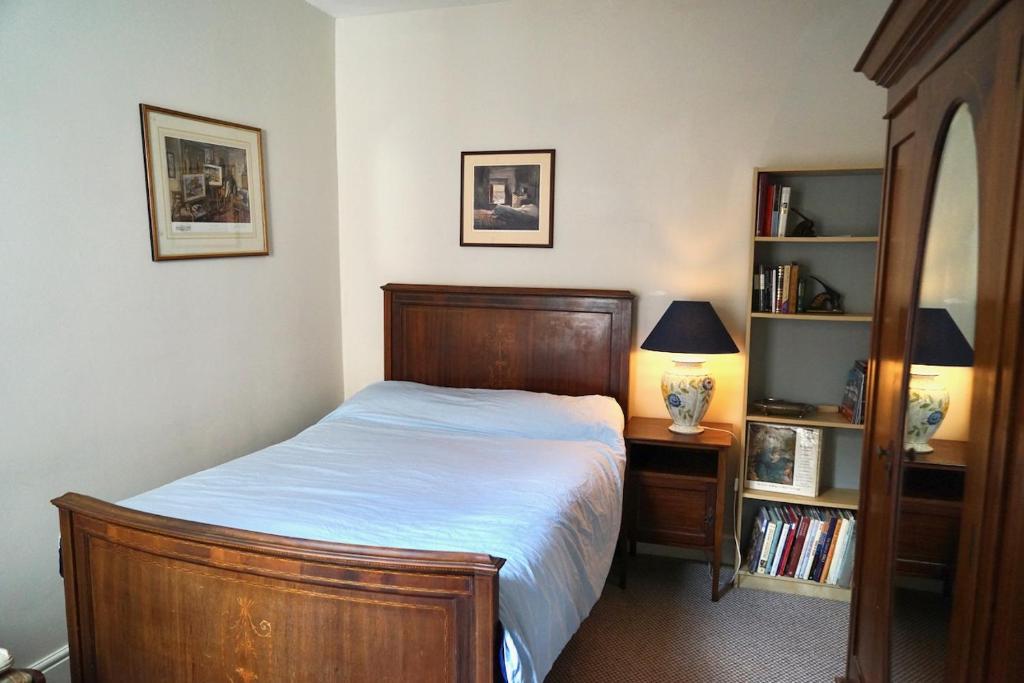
53,283 -> 634,683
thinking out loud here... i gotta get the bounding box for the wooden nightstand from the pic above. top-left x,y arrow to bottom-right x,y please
624,417 -> 733,601
896,439 -> 966,592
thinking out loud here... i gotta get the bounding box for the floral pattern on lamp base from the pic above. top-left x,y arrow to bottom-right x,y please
904,370 -> 949,453
661,360 -> 715,434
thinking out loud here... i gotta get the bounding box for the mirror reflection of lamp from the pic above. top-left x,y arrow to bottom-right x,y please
641,301 -> 739,434
904,308 -> 974,453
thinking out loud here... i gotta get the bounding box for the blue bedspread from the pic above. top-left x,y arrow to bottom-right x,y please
121,381 -> 625,683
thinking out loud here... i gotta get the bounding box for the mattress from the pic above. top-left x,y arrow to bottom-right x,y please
121,381 -> 626,683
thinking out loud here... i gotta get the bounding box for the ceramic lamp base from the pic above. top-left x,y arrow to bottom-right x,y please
904,369 -> 949,453
661,359 -> 715,435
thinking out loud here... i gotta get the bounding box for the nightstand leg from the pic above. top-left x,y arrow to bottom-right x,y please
711,554 -> 721,602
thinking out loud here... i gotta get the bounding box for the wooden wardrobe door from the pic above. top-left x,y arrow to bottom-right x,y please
848,2 -> 1024,681
845,101 -> 926,683
932,4 -> 1024,679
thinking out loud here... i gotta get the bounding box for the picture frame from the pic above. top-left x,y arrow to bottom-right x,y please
460,149 -> 555,247
745,423 -> 822,498
140,104 -> 269,260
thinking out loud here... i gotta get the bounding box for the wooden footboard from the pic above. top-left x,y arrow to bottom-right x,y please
53,493 -> 504,683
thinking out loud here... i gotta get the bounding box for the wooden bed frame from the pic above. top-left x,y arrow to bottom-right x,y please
54,284 -> 634,683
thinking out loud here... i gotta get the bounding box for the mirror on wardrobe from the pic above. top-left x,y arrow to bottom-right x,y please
891,104 -> 978,681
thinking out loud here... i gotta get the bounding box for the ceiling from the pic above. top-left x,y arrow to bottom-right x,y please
306,0 -> 506,18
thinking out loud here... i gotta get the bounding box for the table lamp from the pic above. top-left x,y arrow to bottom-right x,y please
904,307 -> 974,453
641,301 -> 739,434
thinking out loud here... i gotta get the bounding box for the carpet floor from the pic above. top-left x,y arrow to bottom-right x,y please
546,555 -> 850,683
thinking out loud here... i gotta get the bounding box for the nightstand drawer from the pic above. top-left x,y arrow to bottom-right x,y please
631,470 -> 716,547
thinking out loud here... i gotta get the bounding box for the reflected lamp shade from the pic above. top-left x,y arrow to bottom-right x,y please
911,308 -> 974,367
642,301 -> 738,434
905,307 -> 975,454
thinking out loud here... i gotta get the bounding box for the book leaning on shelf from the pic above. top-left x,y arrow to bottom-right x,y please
839,359 -> 868,425
745,423 -> 822,498
744,503 -> 857,587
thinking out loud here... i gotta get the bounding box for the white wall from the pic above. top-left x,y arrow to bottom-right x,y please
0,0 -> 340,675
335,0 -> 889,422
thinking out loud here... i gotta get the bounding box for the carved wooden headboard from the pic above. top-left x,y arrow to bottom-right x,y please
382,284 -> 635,411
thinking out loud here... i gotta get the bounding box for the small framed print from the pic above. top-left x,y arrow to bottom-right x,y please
140,104 -> 269,260
460,149 -> 555,247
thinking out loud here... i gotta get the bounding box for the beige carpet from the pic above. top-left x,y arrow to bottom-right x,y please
546,555 -> 850,682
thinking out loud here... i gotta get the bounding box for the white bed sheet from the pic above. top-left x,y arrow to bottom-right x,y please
120,390 -> 624,683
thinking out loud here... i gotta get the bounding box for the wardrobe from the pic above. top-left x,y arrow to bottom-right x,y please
846,0 -> 1024,681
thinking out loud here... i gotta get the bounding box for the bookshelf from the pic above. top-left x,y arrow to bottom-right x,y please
736,165 -> 883,602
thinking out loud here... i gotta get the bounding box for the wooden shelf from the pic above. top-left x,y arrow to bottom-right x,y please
746,409 -> 864,430
754,235 -> 879,243
742,486 -> 860,510
750,312 -> 873,322
755,165 -> 883,176
735,569 -> 851,602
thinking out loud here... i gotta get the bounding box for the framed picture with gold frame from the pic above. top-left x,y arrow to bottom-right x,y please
140,104 -> 269,260
460,149 -> 555,247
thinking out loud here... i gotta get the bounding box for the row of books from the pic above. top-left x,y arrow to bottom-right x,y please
744,504 -> 856,587
753,263 -> 805,313
840,360 -> 868,425
755,178 -> 793,237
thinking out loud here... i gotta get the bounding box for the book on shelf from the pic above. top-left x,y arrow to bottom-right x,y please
752,262 -> 805,313
745,503 -> 856,587
839,359 -> 868,424
745,423 -> 822,498
778,186 -> 792,236
754,179 -> 794,238
746,507 -> 771,572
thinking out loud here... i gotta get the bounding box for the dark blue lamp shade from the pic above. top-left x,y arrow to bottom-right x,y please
911,307 -> 974,366
641,301 -> 739,355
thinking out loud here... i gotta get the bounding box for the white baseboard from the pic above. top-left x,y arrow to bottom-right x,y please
30,645 -> 69,681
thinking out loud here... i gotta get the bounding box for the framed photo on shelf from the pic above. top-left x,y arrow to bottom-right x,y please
140,104 -> 269,261
460,149 -> 555,247
745,423 -> 822,498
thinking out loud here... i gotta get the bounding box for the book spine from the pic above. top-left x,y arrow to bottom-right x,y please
820,518 -> 843,583
837,521 -> 857,587
826,519 -> 851,585
811,517 -> 839,582
755,174 -> 769,237
778,186 -> 791,236
788,264 -> 799,313
780,266 -> 790,313
785,515 -> 810,577
775,510 -> 796,575
763,508 -> 784,574
775,266 -> 784,312
796,278 -> 805,313
747,508 -> 769,572
770,524 -> 789,575
758,517 -> 777,574
761,183 -> 775,237
771,184 -> 781,236
797,520 -> 821,580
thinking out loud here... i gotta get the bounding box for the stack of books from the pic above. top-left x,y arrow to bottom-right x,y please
839,359 -> 868,424
755,177 -> 793,237
753,263 -> 804,313
744,504 -> 856,587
